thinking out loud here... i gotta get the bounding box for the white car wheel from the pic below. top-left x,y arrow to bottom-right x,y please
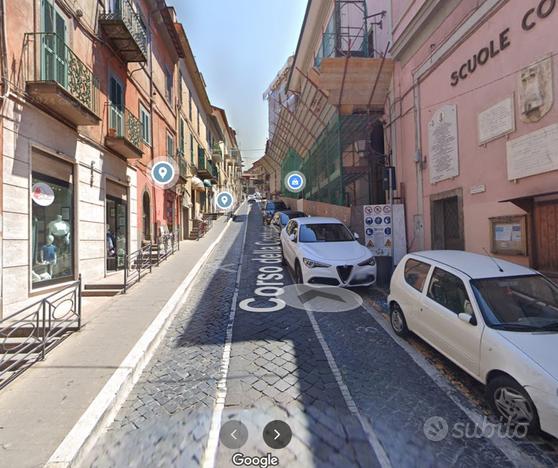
488,376 -> 540,433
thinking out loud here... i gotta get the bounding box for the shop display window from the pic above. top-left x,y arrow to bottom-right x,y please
31,172 -> 74,288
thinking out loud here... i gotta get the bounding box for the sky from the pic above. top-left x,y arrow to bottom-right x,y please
175,1 -> 308,169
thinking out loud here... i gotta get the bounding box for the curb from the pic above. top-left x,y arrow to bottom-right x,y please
45,214 -> 237,468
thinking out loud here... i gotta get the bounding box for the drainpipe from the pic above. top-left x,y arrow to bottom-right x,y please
412,72 -> 425,251
0,0 -> 7,316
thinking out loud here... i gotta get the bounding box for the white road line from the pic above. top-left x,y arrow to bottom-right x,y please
202,203 -> 249,468
305,309 -> 392,468
46,216 -> 237,468
361,301 -> 544,468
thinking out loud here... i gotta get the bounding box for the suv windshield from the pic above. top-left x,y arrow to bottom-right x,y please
471,275 -> 558,331
266,201 -> 287,211
299,223 -> 354,243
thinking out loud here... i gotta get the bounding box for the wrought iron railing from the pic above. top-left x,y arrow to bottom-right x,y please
108,104 -> 142,149
23,33 -> 100,116
122,233 -> 181,292
123,244 -> 152,293
157,231 -> 179,264
0,278 -> 81,390
100,0 -> 148,58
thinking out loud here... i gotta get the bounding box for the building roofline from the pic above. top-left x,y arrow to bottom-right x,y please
286,0 -> 312,91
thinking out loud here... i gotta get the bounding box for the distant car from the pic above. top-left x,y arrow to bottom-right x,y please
270,210 -> 307,231
247,194 -> 256,204
280,217 -> 376,287
263,200 -> 288,224
388,250 -> 558,437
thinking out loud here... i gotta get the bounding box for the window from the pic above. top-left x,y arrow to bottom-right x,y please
189,94 -> 193,121
31,163 -> 74,288
178,72 -> 183,106
166,131 -> 174,158
299,223 -> 354,243
427,268 -> 471,315
404,259 -> 431,292
109,74 -> 124,135
139,104 -> 151,145
164,66 -> 173,103
190,134 -> 195,162
178,117 -> 185,156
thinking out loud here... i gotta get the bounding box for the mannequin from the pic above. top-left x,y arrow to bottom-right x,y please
48,214 -> 70,255
40,235 -> 57,276
48,214 -> 70,240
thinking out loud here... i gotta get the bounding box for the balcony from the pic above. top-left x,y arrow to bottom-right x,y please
105,104 -> 143,159
23,33 -> 100,126
208,160 -> 219,182
211,143 -> 223,163
99,0 -> 148,63
196,148 -> 212,179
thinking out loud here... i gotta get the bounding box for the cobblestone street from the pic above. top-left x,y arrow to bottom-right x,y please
83,203 -> 558,468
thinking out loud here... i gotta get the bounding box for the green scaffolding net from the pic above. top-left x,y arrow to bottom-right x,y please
280,112 -> 379,206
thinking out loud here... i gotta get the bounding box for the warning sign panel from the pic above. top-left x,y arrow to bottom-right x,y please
363,205 -> 393,257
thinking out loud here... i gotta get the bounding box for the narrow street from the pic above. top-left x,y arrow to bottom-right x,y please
84,203 -> 558,468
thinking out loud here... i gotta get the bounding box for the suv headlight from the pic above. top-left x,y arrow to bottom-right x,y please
303,258 -> 331,268
358,257 -> 376,267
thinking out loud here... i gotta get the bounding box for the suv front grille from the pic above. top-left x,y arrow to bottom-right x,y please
337,265 -> 353,283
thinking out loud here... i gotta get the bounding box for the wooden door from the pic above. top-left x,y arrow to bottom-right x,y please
535,201 -> 558,274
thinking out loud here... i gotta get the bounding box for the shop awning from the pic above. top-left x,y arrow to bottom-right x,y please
203,179 -> 212,187
191,176 -> 205,191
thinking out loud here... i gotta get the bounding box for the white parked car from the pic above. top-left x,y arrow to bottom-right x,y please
388,250 -> 558,437
280,217 -> 376,287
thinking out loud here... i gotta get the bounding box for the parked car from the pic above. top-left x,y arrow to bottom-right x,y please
247,194 -> 256,204
263,200 -> 288,224
388,250 -> 558,437
270,210 -> 307,232
280,217 -> 376,287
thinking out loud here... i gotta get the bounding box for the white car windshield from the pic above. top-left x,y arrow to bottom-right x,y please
299,223 -> 354,243
471,275 -> 558,331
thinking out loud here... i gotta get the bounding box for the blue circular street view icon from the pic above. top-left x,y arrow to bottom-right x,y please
285,171 -> 306,193
149,158 -> 178,188
216,191 -> 235,210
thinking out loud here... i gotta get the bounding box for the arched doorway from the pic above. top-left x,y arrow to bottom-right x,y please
142,191 -> 151,241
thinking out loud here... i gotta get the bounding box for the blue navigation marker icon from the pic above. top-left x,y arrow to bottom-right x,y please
151,161 -> 175,186
216,191 -> 234,210
285,171 -> 306,193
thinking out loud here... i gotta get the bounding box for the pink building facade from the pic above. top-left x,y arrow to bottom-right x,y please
389,0 -> 558,277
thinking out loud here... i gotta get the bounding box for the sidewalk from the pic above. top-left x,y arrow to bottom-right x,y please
0,216 -> 231,468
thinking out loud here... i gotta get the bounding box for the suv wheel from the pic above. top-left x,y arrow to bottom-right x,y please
295,261 -> 304,284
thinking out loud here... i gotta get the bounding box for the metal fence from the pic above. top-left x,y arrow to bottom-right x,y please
0,279 -> 82,390
123,231 -> 180,293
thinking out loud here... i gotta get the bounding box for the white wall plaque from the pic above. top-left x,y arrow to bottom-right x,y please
506,124 -> 558,180
478,97 -> 515,145
428,104 -> 459,184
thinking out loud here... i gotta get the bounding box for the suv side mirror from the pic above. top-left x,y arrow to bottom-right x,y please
353,232 -> 360,240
